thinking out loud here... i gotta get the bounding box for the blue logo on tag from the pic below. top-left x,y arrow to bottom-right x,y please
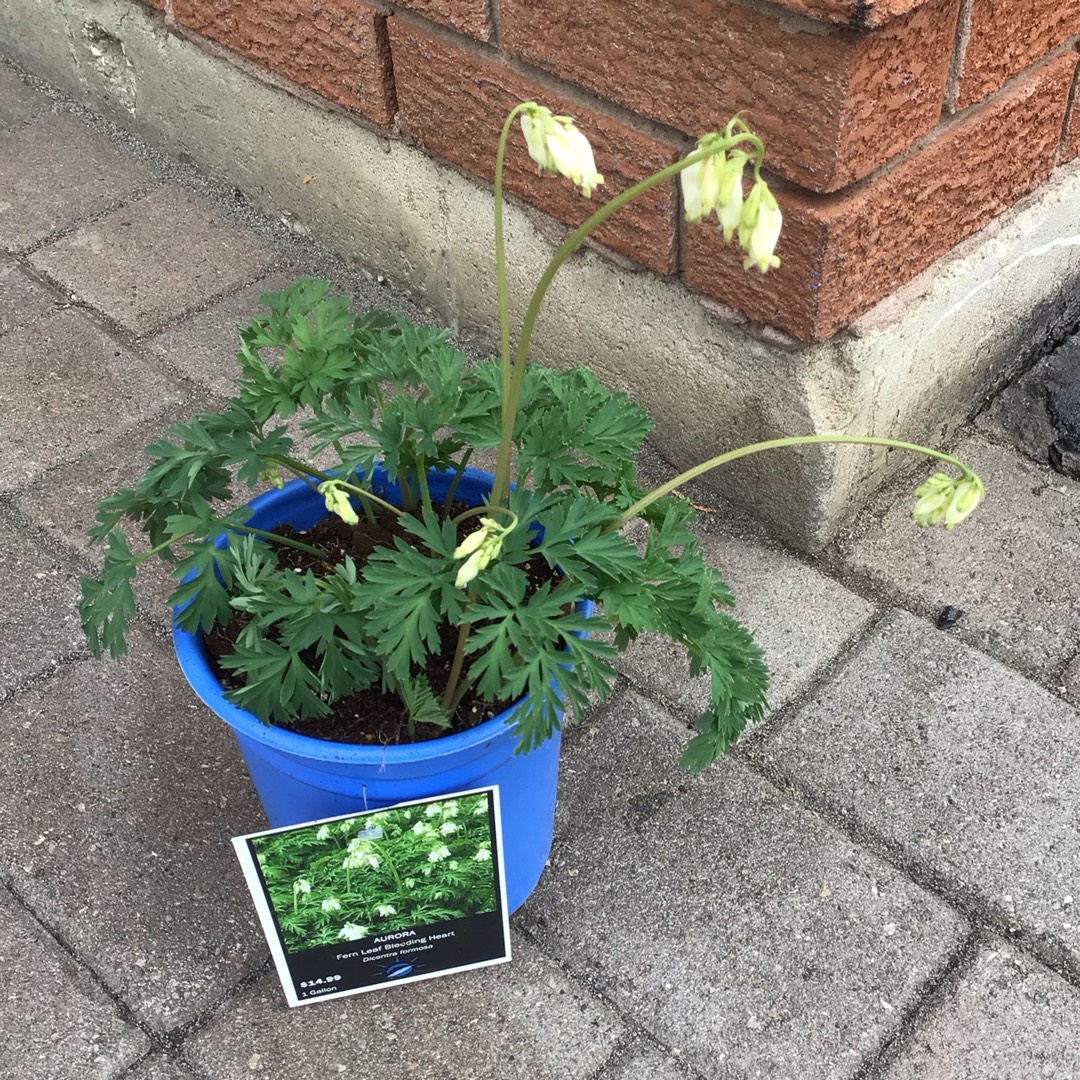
380,958 -> 426,980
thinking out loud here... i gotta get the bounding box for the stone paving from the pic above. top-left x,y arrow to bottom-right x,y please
2,57 -> 1079,1080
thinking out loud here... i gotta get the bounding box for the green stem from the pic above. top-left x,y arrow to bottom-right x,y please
448,661 -> 475,714
614,435 -> 977,527
335,439 -> 376,523
415,456 -> 433,515
490,133 -> 764,508
492,104 -> 532,510
440,505 -> 520,712
264,454 -> 403,518
398,473 -> 417,514
442,449 -> 474,520
231,523 -> 329,557
448,505 -> 519,528
373,843 -> 406,896
440,622 -> 472,713
135,519 -> 329,565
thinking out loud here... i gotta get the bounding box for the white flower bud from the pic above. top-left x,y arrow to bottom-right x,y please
716,151 -> 748,242
739,181 -> 782,273
912,472 -> 985,530
681,152 -> 721,224
520,105 -> 604,198
317,480 -> 359,526
453,516 -> 512,588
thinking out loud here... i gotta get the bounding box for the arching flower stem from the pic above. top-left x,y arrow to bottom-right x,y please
489,131 -> 765,508
613,435 -> 979,527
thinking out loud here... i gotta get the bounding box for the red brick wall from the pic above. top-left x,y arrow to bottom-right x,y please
164,0 -> 1080,342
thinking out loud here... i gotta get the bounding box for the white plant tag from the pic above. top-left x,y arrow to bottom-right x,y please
232,786 -> 511,1006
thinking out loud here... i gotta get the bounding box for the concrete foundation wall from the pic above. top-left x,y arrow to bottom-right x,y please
3,0 -> 1080,548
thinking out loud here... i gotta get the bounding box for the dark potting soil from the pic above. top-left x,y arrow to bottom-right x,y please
203,504 -> 560,747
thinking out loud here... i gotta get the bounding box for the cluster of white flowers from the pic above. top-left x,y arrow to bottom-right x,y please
452,517 -> 514,589
521,105 -> 604,198
343,845 -> 380,871
280,797 -> 495,947
681,136 -> 781,273
317,479 -> 359,526
911,472 -> 985,530
337,922 -> 369,941
518,105 -> 782,275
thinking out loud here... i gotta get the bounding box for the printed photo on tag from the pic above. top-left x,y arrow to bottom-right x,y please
233,786 -> 511,1006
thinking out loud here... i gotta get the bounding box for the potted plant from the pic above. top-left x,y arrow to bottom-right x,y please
80,106 -> 983,912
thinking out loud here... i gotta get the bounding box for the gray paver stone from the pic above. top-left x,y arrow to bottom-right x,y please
144,271 -> 306,396
753,608 -> 1080,968
880,943 -> 1080,1080
0,631 -> 269,1031
617,531 -> 875,717
0,257 -> 60,336
0,63 -> 53,127
1060,651 -> 1080,709
144,266 -> 437,396
12,398 -> 218,625
0,885 -> 149,1078
0,308 -> 184,491
598,1044 -> 696,1080
835,435 -> 1080,680
0,511 -> 83,695
0,114 -> 154,251
184,936 -> 624,1080
522,689 -> 968,1080
126,1056 -> 199,1080
30,187 -> 280,334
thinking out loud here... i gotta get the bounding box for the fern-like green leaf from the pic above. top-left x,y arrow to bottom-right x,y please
351,540 -> 461,680
394,673 -> 451,730
679,614 -> 769,772
169,545 -> 235,633
532,495 -> 638,590
79,529 -> 138,658
221,640 -> 330,724
465,585 -> 615,751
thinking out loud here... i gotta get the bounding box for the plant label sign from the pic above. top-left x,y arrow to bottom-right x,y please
233,786 -> 511,1006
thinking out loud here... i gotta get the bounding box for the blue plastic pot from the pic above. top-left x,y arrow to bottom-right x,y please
172,465 -> 586,913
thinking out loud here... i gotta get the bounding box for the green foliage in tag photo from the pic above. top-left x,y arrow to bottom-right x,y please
79,104 -> 985,773
253,796 -> 498,953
